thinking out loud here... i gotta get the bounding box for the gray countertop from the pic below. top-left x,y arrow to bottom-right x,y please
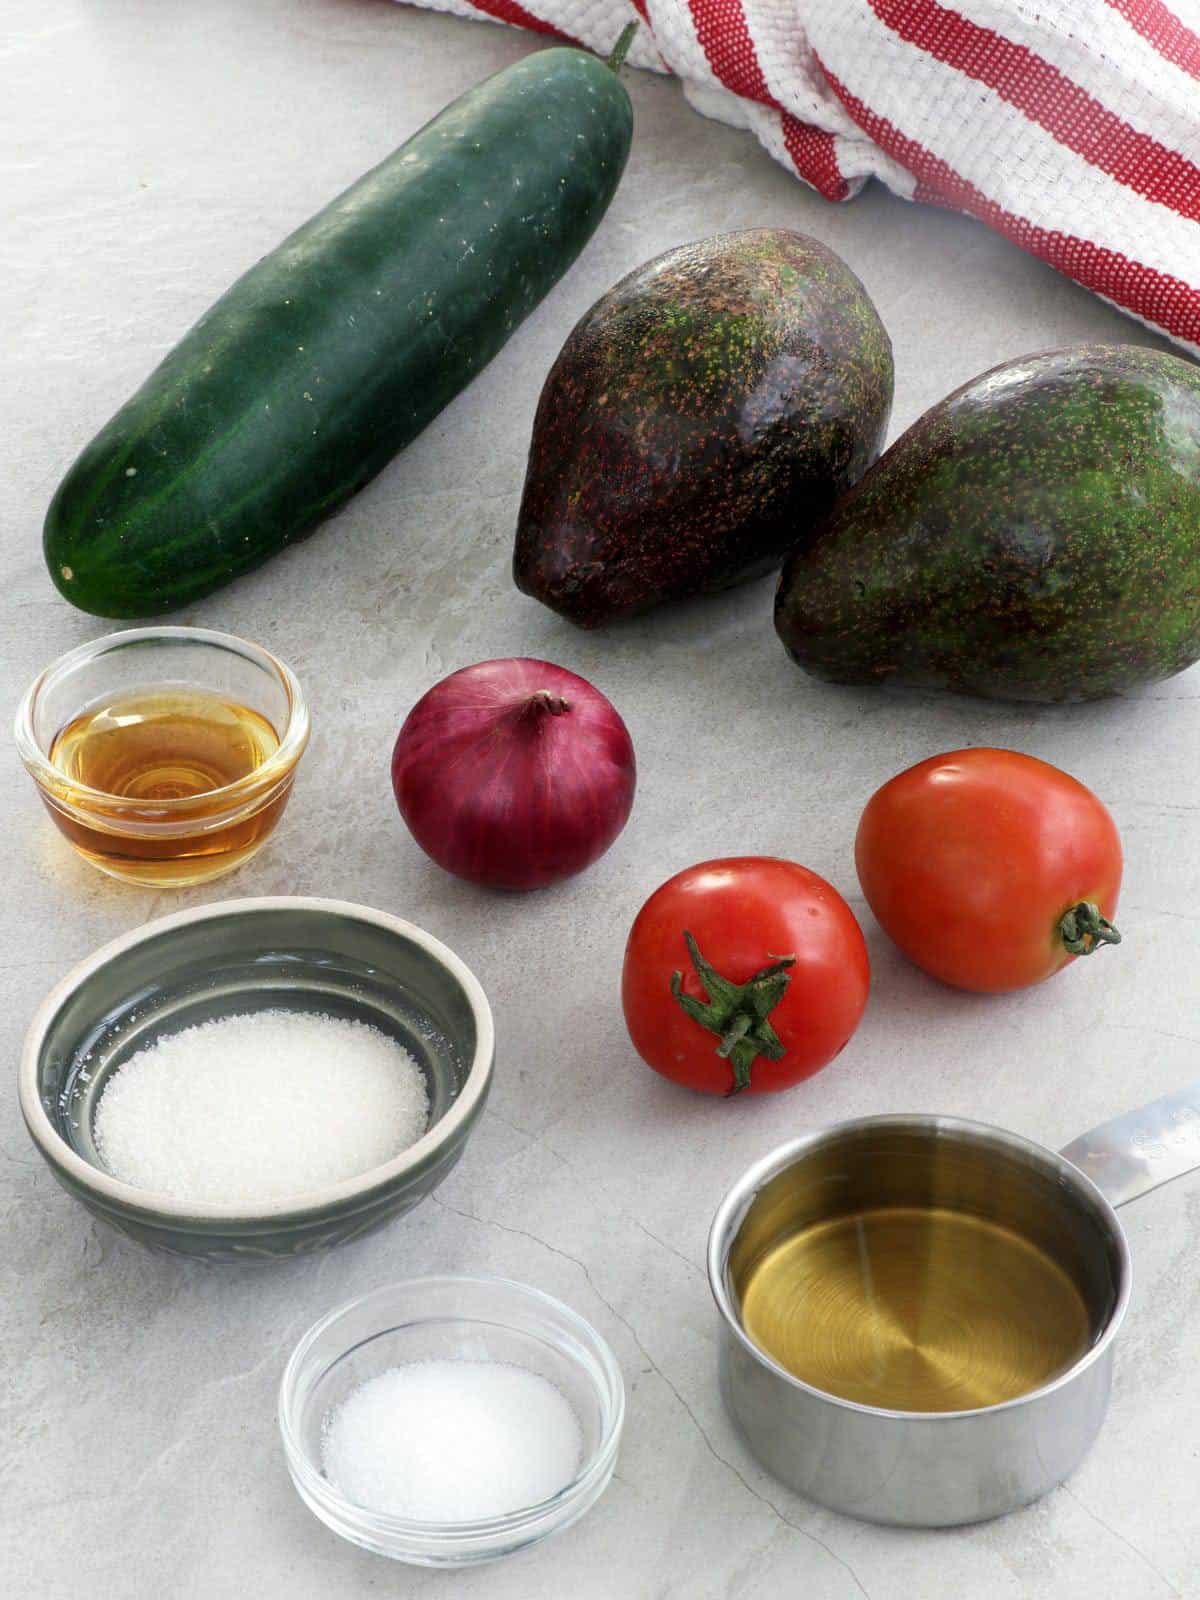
5,1 -> 1198,1595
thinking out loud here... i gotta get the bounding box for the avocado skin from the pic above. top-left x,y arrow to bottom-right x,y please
775,344 -> 1200,703
513,228 -> 893,626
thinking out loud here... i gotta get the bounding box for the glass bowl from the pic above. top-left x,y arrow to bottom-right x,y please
279,1277 -> 625,1566
19,898 -> 493,1261
14,625 -> 309,887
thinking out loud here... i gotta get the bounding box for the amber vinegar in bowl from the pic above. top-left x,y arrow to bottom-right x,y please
16,628 -> 309,887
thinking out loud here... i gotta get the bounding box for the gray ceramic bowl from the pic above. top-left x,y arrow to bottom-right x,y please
19,897 -> 493,1262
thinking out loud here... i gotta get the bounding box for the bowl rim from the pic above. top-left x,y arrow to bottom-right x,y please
706,1113 -> 1132,1424
277,1273 -> 626,1541
13,624 -> 311,816
18,896 -> 494,1223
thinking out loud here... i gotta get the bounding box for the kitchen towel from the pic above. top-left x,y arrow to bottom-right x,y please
396,0 -> 1200,355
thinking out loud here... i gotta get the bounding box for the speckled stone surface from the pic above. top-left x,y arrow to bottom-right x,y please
4,3 -> 1199,1596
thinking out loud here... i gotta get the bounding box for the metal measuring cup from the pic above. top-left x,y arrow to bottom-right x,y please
707,1085 -> 1200,1526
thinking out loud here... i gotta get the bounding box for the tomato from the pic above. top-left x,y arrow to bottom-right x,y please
856,748 -> 1122,994
622,857 -> 870,1096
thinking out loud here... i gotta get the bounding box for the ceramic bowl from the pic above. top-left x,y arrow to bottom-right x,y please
19,897 -> 493,1261
279,1276 -> 625,1565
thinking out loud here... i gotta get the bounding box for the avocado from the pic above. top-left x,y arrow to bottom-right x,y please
513,228 -> 893,626
775,344 -> 1200,702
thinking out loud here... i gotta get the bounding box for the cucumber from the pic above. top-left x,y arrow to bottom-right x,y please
45,47 -> 633,618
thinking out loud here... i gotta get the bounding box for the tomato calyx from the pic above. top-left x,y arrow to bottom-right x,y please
1058,901 -> 1122,956
669,931 -> 796,1096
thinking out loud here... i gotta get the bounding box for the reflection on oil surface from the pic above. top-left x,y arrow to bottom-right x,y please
739,1205 -> 1092,1412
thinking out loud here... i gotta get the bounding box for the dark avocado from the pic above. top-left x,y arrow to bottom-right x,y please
775,344 -> 1200,702
513,228 -> 893,626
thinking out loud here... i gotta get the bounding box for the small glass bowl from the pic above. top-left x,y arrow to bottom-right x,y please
279,1276 -> 625,1566
14,625 -> 309,887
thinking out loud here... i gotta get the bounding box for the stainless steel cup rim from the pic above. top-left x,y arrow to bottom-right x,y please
19,895 -> 495,1224
707,1113 -> 1133,1425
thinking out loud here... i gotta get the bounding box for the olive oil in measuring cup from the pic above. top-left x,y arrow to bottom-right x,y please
738,1205 -> 1092,1412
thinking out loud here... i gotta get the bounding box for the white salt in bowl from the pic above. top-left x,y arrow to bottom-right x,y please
279,1276 -> 625,1566
20,898 -> 493,1261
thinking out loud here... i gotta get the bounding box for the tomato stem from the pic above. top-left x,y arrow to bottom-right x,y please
1059,901 -> 1122,956
669,931 -> 796,1096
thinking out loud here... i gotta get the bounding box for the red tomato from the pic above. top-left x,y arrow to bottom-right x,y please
856,748 -> 1122,994
622,857 -> 870,1096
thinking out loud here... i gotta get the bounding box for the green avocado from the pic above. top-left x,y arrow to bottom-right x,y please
513,228 -> 893,626
775,344 -> 1200,702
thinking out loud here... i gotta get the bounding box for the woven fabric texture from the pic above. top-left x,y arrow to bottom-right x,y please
396,0 -> 1200,353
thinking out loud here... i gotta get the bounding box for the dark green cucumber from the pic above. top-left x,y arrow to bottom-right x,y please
45,47 -> 633,618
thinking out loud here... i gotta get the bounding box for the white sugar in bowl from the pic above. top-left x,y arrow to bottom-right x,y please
279,1276 -> 625,1565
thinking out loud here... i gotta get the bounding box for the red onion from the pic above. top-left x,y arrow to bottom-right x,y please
391,658 -> 636,891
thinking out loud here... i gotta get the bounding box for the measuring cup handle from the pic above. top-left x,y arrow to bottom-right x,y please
1059,1081 -> 1200,1208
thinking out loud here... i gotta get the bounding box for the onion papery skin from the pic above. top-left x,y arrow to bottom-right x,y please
391,657 -> 636,891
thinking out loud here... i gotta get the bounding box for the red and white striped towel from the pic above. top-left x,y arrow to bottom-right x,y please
396,0 -> 1200,356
